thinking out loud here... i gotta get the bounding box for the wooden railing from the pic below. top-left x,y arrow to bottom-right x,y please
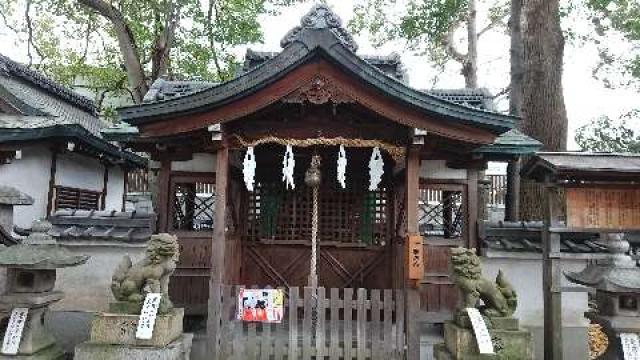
217,285 -> 406,359
487,175 -> 507,206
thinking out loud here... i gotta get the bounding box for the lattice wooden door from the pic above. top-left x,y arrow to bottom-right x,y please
167,173 -> 216,314
418,181 -> 467,317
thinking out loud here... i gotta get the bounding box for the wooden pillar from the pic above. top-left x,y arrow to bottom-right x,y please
207,145 -> 229,359
122,168 -> 128,212
505,159 -> 521,221
156,159 -> 171,232
542,176 -> 562,360
45,150 -> 58,216
405,145 -> 421,360
101,163 -> 109,210
466,169 -> 479,249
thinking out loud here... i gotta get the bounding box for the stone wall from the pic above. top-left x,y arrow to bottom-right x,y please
481,255 -> 590,360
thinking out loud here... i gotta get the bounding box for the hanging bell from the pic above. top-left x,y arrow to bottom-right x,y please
304,155 -> 322,188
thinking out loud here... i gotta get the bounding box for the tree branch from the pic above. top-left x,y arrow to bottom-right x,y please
78,0 -> 148,103
440,19 -> 467,64
24,0 -> 45,66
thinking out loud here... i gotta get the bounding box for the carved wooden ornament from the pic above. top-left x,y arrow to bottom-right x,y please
283,76 -> 354,104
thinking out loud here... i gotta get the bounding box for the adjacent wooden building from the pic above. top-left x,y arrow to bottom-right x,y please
109,5 -> 538,357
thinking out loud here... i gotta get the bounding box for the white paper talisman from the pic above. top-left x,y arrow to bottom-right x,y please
620,333 -> 640,360
1,307 -> 29,355
136,293 -> 162,340
466,307 -> 494,354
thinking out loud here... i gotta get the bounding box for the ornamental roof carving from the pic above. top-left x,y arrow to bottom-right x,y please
280,4 -> 358,52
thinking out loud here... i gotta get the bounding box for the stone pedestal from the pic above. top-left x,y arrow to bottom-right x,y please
434,318 -> 533,360
75,334 -> 192,360
75,308 -> 191,360
0,292 -> 65,359
89,308 -> 184,347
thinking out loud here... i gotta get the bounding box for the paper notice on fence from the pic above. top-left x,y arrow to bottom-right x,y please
237,288 -> 284,323
136,293 -> 162,340
466,308 -> 494,354
1,307 -> 28,355
620,333 -> 640,360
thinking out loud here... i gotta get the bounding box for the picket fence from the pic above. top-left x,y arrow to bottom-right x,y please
218,286 -> 406,359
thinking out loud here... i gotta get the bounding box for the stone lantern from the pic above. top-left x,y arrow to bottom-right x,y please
0,219 -> 88,359
566,233 -> 640,333
0,186 -> 33,236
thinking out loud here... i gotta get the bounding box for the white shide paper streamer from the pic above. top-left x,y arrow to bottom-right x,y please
282,145 -> 296,190
337,145 -> 347,189
243,146 -> 256,191
368,147 -> 384,191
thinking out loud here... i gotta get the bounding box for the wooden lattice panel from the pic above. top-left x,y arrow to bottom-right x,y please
245,183 -> 390,244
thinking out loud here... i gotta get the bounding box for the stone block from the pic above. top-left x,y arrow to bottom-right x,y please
89,308 -> 183,347
108,301 -> 142,314
441,321 -> 533,359
74,333 -> 192,360
0,344 -> 64,360
489,317 -> 519,331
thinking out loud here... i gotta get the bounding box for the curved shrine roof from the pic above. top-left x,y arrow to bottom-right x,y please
118,5 -> 517,137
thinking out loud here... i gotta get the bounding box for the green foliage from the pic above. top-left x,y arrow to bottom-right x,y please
575,110 -> 640,153
585,0 -> 640,88
0,0 -> 300,117
350,0 -> 467,63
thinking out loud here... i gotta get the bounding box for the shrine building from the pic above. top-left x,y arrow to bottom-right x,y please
107,5 -> 540,357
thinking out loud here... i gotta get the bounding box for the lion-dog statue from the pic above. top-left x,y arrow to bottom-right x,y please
111,233 -> 180,314
450,247 -> 517,318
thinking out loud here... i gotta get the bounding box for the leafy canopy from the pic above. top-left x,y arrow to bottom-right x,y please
0,0 -> 298,116
575,110 -> 640,153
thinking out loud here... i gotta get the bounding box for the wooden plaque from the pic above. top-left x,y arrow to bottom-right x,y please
406,235 -> 424,280
566,187 -> 640,230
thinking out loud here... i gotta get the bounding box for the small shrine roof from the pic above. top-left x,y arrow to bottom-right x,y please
479,221 -> 621,255
0,54 -> 146,168
473,129 -> 542,157
46,209 -> 155,242
522,152 -> 640,182
0,185 -> 34,205
118,4 -> 517,135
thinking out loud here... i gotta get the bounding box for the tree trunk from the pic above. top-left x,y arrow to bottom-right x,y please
519,0 -> 568,220
78,0 -> 148,103
464,0 -> 479,88
509,0 -> 525,117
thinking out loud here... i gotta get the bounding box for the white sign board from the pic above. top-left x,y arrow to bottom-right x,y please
1,308 -> 29,355
135,293 -> 162,340
620,333 -> 640,360
466,308 -> 494,354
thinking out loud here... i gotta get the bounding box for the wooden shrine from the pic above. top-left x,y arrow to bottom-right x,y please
522,152 -> 640,360
110,5 -> 523,358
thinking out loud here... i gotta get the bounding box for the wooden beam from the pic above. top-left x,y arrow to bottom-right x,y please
207,145 -> 229,359
542,177 -> 563,360
45,150 -> 58,216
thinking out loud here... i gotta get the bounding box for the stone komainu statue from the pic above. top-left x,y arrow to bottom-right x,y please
450,247 -> 517,318
111,233 -> 180,314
